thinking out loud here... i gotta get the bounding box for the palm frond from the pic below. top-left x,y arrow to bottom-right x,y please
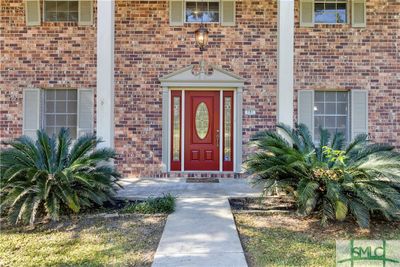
247,123 -> 400,228
1,129 -> 121,225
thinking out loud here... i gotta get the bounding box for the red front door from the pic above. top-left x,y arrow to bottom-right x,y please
185,91 -> 220,171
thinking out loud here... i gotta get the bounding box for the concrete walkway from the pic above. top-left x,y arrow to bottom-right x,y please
152,197 -> 247,267
117,177 -> 262,199
117,178 -> 262,267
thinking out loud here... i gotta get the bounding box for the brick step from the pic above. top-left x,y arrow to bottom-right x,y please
160,172 -> 246,179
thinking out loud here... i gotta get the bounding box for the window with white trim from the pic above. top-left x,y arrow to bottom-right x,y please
185,0 -> 220,23
315,0 -> 348,24
44,89 -> 78,138
314,91 -> 350,142
44,0 -> 79,22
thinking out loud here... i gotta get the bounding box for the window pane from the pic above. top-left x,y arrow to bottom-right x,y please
325,92 -> 336,101
44,0 -> 79,22
67,101 -> 77,113
57,1 -> 69,12
314,91 -> 350,142
55,102 -> 67,113
44,89 -> 78,139
186,2 -> 201,22
56,115 -> 67,125
209,2 -> 219,12
314,128 -> 321,141
224,97 -> 232,161
314,1 -> 347,24
325,103 -> 336,114
325,116 -> 336,127
46,12 -> 58,21
46,1 -> 57,12
337,103 -> 348,114
337,116 -> 347,128
69,127 -> 77,139
173,97 -> 180,161
314,116 -> 324,128
315,103 -> 324,114
325,3 -> 336,11
69,1 -> 79,12
195,102 -> 209,140
57,12 -> 69,21
56,90 -> 67,100
46,101 -> 55,113
45,127 -> 56,136
46,90 -> 56,100
315,91 -> 324,102
337,92 -> 348,102
186,1 -> 219,23
46,115 -> 55,126
67,115 -> 77,126
69,12 -> 78,22
68,89 -> 77,100
337,4 -> 347,23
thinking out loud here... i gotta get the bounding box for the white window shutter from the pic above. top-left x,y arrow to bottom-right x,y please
221,0 -> 236,26
23,88 -> 41,139
300,0 -> 314,27
298,90 -> 315,139
79,0 -> 93,26
352,0 -> 366,28
77,88 -> 94,137
170,0 -> 184,26
25,0 -> 41,26
351,90 -> 368,139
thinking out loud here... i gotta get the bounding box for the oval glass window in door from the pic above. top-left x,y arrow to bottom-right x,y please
195,102 -> 209,139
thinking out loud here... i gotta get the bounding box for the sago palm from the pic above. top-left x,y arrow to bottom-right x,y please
246,123 -> 400,228
0,128 -> 121,225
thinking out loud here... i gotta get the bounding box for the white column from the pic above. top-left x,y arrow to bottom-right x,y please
235,87 -> 243,173
277,0 -> 295,127
96,0 -> 115,148
161,88 -> 169,172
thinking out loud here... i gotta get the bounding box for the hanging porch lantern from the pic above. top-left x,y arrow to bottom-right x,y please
195,24 -> 209,51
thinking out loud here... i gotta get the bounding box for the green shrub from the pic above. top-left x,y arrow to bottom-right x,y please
122,194 -> 175,214
246,123 -> 400,228
0,128 -> 121,225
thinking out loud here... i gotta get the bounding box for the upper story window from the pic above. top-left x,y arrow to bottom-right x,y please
315,0 -> 347,24
185,0 -> 220,23
299,0 -> 366,28
25,0 -> 93,26
44,0 -> 79,22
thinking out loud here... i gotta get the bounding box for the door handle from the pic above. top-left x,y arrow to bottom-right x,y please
216,130 -> 220,147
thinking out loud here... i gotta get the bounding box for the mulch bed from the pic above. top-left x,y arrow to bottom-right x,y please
229,196 -> 296,213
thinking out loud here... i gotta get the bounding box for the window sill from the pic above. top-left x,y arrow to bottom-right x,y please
41,21 -> 92,27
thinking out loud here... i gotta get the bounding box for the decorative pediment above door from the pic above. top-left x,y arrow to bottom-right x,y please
159,62 -> 245,88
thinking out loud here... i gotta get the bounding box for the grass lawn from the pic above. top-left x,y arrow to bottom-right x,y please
0,214 -> 167,267
234,212 -> 400,267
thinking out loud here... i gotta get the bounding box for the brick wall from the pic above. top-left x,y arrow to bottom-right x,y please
0,0 -> 97,139
1,0 -> 399,178
294,0 -> 400,145
114,0 -> 278,177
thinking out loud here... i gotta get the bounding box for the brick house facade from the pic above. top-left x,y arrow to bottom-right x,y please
1,0 -> 399,178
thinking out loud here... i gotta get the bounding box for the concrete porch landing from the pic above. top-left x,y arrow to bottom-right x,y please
116,177 -> 262,199
117,178 -> 262,267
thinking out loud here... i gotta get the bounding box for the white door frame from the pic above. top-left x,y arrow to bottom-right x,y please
167,88 -> 238,172
160,64 -> 245,173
